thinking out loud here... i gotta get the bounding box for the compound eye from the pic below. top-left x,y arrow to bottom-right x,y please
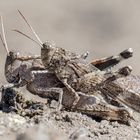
43,42 -> 52,49
9,51 -> 13,56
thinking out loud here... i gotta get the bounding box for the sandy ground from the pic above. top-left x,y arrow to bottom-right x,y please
0,1 -> 140,140
0,95 -> 140,140
0,78 -> 139,140
0,0 -> 140,83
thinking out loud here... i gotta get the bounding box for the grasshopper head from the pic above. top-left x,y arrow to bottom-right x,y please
41,41 -> 56,69
5,51 -> 20,83
6,51 -> 19,64
9,51 -> 19,61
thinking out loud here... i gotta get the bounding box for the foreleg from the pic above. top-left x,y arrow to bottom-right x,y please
14,79 -> 27,88
17,54 -> 41,61
61,79 -> 80,108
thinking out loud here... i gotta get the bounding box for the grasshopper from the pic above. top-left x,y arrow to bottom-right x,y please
7,10 -> 139,123
1,35 -> 132,124
1,12 -> 137,124
0,16 -> 45,89
14,51 -> 134,124
15,10 -> 135,109
0,15 -> 94,108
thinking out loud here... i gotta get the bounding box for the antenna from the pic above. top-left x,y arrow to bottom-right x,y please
0,16 -> 10,55
13,29 -> 42,48
18,10 -> 43,46
0,34 -> 7,52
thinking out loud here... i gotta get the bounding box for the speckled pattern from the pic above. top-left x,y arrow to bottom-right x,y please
0,1 -> 140,139
116,75 -> 140,94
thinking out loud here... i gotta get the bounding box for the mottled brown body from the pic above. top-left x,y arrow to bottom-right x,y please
3,49 -> 136,124
24,70 -> 135,124
2,39 -> 136,124
16,10 -> 136,114
4,49 -> 132,124
3,46 -> 138,124
41,42 -> 131,107
2,10 -> 138,124
40,42 -> 136,111
41,42 -> 100,106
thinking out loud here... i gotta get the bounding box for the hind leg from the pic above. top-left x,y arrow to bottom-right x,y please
103,66 -> 132,83
90,48 -> 133,70
70,92 -> 133,125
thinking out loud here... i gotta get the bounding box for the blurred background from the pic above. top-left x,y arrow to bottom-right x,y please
0,0 -> 140,84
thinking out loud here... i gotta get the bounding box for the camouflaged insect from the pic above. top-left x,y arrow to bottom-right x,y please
2,10 -> 139,125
